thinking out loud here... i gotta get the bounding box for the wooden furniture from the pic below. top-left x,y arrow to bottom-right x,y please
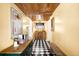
0,40 -> 32,55
34,30 -> 46,40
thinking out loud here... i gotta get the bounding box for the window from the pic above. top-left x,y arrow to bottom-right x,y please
36,23 -> 45,29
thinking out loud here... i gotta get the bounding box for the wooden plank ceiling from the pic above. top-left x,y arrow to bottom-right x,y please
15,3 -> 59,21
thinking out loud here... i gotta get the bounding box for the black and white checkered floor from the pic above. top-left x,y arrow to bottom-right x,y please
31,40 -> 56,56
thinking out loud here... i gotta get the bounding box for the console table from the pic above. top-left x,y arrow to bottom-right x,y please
0,40 -> 32,56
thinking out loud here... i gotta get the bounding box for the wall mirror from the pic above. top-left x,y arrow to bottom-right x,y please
10,7 -> 23,40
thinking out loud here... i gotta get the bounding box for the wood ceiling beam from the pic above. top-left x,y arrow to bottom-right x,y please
15,3 -> 59,21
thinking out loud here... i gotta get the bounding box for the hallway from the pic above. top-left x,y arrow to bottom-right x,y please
0,3 -> 79,56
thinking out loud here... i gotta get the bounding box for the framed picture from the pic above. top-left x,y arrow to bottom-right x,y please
10,7 -> 23,39
51,17 -> 54,31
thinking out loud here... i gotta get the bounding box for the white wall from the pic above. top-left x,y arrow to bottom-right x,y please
46,19 -> 53,42
52,3 -> 79,55
28,18 -> 33,39
0,4 -> 13,52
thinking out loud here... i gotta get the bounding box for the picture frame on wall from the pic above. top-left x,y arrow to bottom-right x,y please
10,7 -> 23,39
51,17 -> 54,31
